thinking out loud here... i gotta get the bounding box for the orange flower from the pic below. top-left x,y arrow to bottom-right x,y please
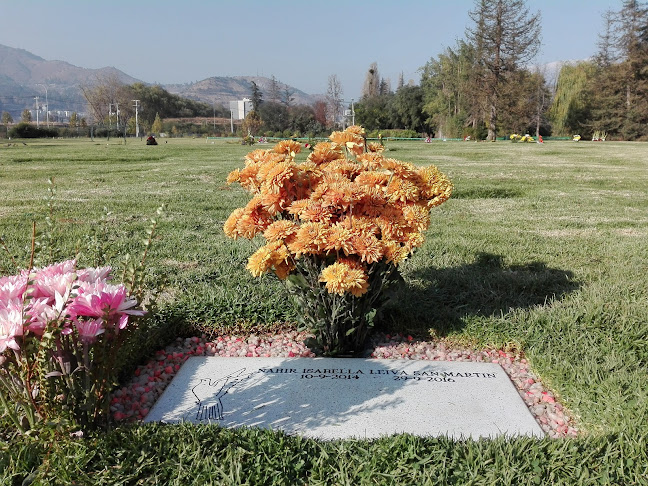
308,144 -> 342,165
245,149 -> 273,164
319,261 -> 369,297
345,125 -> 366,136
324,223 -> 354,254
263,220 -> 299,242
300,200 -> 335,223
287,199 -> 310,218
288,222 -> 330,257
273,140 -> 302,156
354,171 -> 390,188
383,241 -> 410,265
356,187 -> 387,217
367,142 -> 384,153
259,188 -> 288,214
246,241 -> 291,277
224,208 -> 246,239
402,203 -> 431,232
356,152 -> 385,170
258,161 -> 296,193
329,130 -> 365,156
320,184 -> 355,213
348,232 -> 384,264
234,196 -> 274,239
386,177 -> 420,203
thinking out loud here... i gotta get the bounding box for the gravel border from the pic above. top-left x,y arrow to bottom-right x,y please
110,332 -> 579,439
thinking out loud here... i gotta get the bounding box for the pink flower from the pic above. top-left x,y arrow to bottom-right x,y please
69,281 -> 145,329
36,260 -> 76,277
31,272 -> 76,302
77,266 -> 112,284
0,274 -> 27,302
75,318 -> 105,343
0,301 -> 23,352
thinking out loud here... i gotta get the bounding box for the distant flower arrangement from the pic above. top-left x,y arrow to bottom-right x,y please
224,126 -> 452,354
510,133 -> 535,143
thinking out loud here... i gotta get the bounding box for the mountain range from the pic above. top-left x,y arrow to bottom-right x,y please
0,44 -> 317,119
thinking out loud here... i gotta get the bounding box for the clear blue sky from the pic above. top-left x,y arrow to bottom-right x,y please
0,0 -> 618,100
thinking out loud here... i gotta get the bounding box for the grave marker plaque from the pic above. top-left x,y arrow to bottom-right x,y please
144,357 -> 544,440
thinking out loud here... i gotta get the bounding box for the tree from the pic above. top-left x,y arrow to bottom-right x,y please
242,110 -> 263,136
397,72 -> 405,91
2,111 -> 12,125
258,102 -> 289,134
390,85 -> 428,133
354,94 -> 393,131
313,100 -> 328,127
151,113 -> 163,134
466,0 -> 542,140
422,41 -> 480,138
2,111 -> 12,136
325,74 -> 344,129
268,76 -> 280,103
361,62 -> 380,99
21,109 -> 32,123
69,112 -> 78,128
250,81 -> 263,111
549,62 -> 596,136
281,87 -> 295,107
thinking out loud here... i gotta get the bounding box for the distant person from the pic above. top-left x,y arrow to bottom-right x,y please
146,135 -> 158,145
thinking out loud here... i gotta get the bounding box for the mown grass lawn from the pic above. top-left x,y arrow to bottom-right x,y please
1,137 -> 647,484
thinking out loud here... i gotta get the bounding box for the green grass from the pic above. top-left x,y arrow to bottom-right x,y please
1,137 -> 647,484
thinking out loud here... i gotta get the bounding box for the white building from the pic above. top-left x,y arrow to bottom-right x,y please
229,98 -> 253,120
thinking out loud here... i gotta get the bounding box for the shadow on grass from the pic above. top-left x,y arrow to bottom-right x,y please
383,252 -> 580,336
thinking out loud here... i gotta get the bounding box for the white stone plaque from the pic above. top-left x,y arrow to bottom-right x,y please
144,357 -> 544,440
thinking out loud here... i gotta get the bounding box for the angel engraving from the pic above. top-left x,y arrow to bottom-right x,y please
191,368 -> 249,421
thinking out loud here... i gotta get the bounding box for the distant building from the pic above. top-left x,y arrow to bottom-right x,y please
229,98 -> 253,120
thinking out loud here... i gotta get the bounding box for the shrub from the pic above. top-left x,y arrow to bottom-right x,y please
9,123 -> 59,139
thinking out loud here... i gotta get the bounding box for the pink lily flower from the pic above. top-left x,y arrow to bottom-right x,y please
0,300 -> 23,352
75,318 -> 105,343
69,282 -> 145,329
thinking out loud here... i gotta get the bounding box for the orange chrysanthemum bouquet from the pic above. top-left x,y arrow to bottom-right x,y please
224,126 -> 452,355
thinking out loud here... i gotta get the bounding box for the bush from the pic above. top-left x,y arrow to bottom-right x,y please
9,123 -> 59,139
367,129 -> 420,139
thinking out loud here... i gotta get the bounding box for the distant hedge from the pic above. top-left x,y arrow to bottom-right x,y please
9,122 -> 59,138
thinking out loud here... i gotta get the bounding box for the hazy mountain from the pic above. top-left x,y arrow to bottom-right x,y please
0,44 -> 142,118
164,76 -> 317,107
0,44 -> 318,120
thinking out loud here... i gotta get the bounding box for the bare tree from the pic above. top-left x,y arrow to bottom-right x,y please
81,73 -> 135,135
326,74 -> 344,129
466,0 -> 541,140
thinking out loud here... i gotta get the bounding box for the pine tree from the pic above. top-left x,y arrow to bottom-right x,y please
250,81 -> 263,111
466,0 -> 541,140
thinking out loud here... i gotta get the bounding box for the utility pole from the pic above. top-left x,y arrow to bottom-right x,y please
45,86 -> 49,127
133,100 -> 140,138
115,102 -> 119,130
34,97 -> 40,127
37,84 -> 50,127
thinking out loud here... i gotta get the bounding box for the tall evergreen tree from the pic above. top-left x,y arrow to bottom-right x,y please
466,0 -> 541,140
250,81 -> 263,111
